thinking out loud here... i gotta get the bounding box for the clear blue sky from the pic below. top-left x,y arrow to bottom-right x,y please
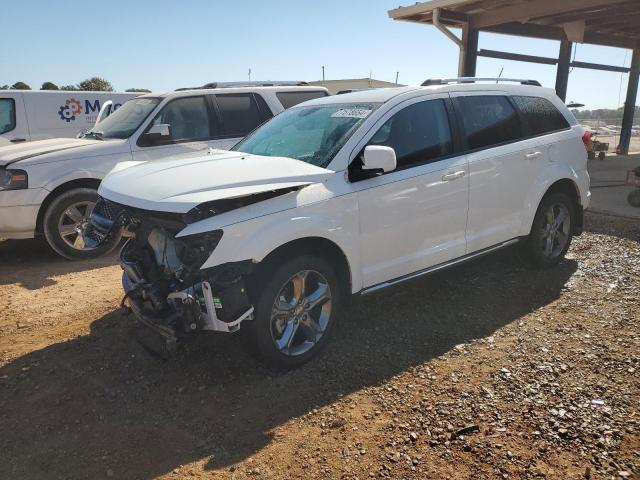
2,0 -> 635,109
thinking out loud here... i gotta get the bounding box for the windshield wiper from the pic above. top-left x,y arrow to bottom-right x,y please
83,131 -> 104,140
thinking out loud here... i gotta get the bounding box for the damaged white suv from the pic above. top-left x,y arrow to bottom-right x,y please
91,79 -> 590,368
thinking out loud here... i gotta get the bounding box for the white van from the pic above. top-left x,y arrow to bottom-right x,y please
0,91 -> 139,146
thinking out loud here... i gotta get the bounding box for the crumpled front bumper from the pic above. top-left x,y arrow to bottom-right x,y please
121,265 -> 254,358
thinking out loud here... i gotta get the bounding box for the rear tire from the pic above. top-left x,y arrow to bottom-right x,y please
526,192 -> 574,268
628,189 -> 640,208
246,254 -> 342,370
43,188 -> 121,260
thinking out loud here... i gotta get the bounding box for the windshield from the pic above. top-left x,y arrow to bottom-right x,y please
233,103 -> 378,167
86,97 -> 160,139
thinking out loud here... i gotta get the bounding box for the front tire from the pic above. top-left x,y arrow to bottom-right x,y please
247,254 -> 342,370
526,192 -> 574,268
43,188 -> 121,260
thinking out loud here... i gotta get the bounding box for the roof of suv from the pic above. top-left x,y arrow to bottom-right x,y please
301,83 -> 559,106
137,86 -> 329,99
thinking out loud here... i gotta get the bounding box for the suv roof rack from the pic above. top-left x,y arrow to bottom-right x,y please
421,77 -> 542,87
175,81 -> 310,91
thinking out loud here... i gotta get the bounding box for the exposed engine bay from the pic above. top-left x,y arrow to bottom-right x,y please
84,196 -> 258,357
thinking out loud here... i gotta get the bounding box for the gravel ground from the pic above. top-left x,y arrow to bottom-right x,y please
0,212 -> 638,479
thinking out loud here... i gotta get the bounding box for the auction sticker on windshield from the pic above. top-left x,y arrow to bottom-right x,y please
331,108 -> 372,119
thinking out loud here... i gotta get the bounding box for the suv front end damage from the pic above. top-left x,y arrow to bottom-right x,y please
86,197 -> 254,357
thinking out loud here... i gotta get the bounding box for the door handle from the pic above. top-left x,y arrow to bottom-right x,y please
10,138 -> 26,143
525,151 -> 542,160
442,170 -> 466,182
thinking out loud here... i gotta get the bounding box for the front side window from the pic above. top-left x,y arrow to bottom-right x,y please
276,90 -> 328,109
233,103 -> 377,167
367,99 -> 453,169
512,96 -> 570,137
149,96 -> 211,143
456,95 -> 521,150
215,94 -> 264,137
88,98 -> 160,139
0,99 -> 16,134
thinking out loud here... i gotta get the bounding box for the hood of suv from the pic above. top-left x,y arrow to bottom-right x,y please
98,150 -> 335,213
0,138 -> 104,167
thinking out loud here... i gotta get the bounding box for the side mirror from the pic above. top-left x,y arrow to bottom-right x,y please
140,123 -> 171,146
363,145 -> 396,173
148,123 -> 171,137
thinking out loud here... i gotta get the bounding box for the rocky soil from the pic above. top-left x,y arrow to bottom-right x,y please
0,211 -> 638,479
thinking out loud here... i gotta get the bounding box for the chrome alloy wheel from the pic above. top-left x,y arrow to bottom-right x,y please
270,269 -> 332,356
57,200 -> 96,250
540,203 -> 570,259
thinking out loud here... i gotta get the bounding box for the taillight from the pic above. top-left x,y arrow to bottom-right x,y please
582,132 -> 593,152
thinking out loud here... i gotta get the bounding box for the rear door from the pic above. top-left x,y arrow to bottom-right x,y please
451,92 -> 542,252
211,93 -> 273,149
0,93 -> 29,146
131,95 -> 219,162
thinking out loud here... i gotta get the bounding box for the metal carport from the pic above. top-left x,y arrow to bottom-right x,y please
388,0 -> 640,154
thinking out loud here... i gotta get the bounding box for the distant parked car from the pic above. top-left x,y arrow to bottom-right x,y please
0,86 -> 328,259
91,78 -> 590,368
0,91 -> 139,146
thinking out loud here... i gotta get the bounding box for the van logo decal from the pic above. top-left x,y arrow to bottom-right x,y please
57,98 -> 105,123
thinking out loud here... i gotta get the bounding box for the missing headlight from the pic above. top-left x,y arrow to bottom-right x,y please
183,186 -> 303,224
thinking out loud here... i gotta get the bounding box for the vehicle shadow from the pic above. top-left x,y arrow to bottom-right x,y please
0,238 -> 118,289
0,248 -> 577,479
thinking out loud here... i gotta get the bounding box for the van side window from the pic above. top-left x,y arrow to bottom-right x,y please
367,99 -> 453,169
456,95 -> 521,150
215,94 -> 264,137
512,96 -> 570,136
0,99 -> 16,134
149,96 -> 212,143
276,90 -> 328,109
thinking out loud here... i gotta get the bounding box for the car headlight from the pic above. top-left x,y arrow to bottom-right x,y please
0,169 -> 28,191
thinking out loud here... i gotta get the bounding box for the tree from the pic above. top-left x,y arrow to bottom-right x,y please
11,82 -> 31,90
41,81 -> 59,90
0,85 -> 9,90
60,85 -> 77,91
125,88 -> 151,93
77,77 -> 113,92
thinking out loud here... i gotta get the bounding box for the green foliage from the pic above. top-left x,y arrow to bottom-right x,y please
59,85 -> 77,91
41,81 -> 59,90
11,82 -> 31,90
125,88 -> 151,93
77,77 -> 113,92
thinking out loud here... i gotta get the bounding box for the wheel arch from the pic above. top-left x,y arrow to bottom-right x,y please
35,178 -> 102,235
254,236 -> 353,299
521,175 -> 582,238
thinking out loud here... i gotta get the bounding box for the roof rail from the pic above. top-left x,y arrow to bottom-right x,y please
421,77 -> 542,87
176,81 -> 310,91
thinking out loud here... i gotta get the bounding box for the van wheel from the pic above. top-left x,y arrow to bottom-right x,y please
247,255 -> 341,370
526,192 -> 574,268
43,188 -> 121,260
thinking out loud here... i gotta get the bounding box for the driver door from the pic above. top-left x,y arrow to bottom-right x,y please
131,95 -> 220,162
351,95 -> 469,288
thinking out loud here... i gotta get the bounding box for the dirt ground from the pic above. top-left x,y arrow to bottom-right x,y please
0,212 -> 638,480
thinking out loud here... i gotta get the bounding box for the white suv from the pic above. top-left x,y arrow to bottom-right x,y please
0,86 -> 328,258
92,79 -> 590,368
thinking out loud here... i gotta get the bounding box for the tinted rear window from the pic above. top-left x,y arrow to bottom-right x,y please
512,96 -> 570,137
276,90 -> 328,109
215,93 -> 263,137
457,95 -> 522,150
